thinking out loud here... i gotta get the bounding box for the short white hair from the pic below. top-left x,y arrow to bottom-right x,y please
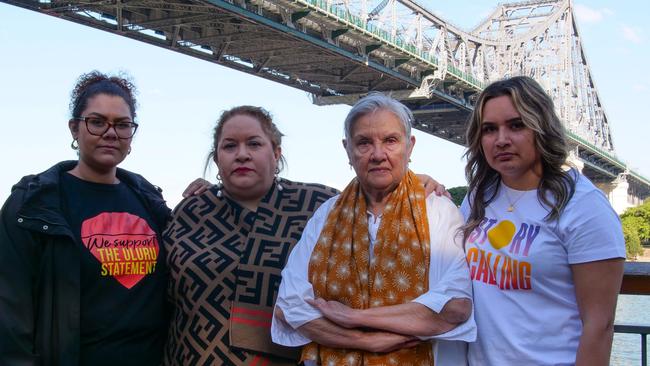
343,93 -> 413,147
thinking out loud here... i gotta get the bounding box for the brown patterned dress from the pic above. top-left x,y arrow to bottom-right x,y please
163,180 -> 337,366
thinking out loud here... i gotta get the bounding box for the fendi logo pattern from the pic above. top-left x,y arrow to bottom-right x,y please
163,181 -> 337,366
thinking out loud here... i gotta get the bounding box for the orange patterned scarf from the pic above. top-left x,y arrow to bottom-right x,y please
302,170 -> 432,366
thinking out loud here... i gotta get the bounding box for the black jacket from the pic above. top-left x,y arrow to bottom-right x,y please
0,161 -> 171,366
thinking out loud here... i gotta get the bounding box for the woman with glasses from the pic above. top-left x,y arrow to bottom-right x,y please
0,71 -> 190,366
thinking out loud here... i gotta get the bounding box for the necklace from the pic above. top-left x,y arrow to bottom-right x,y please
504,186 -> 528,212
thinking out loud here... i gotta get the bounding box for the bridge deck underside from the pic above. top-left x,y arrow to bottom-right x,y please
580,149 -> 624,182
7,0 -> 472,139
402,100 -> 470,144
7,0 -> 425,97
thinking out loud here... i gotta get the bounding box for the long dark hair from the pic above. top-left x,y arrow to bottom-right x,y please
462,76 -> 576,240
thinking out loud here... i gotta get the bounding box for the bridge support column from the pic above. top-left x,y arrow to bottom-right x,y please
597,174 -> 631,215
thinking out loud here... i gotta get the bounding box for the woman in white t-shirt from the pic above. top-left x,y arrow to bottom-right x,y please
461,76 -> 625,365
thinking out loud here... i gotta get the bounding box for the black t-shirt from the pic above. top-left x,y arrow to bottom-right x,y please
60,173 -> 167,366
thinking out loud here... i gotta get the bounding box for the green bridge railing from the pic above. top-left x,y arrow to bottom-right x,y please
295,0 -> 485,90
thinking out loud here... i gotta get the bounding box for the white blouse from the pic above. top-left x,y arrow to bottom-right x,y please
271,193 -> 476,365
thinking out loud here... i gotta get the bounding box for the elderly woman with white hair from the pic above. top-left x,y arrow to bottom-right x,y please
271,93 -> 476,365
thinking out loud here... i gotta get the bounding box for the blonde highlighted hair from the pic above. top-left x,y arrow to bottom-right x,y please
462,76 -> 576,240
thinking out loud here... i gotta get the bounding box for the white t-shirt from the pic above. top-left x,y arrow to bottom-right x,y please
461,173 -> 625,366
272,193 -> 477,366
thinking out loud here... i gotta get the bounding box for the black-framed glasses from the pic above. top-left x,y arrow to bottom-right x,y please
73,117 -> 139,139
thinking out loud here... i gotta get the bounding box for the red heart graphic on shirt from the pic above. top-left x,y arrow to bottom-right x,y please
81,212 -> 159,289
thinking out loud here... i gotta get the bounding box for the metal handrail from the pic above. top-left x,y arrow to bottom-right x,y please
617,262 -> 650,365
614,324 -> 649,366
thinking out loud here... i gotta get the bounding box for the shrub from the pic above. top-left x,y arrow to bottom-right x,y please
622,216 -> 644,259
448,186 -> 468,207
621,200 -> 650,245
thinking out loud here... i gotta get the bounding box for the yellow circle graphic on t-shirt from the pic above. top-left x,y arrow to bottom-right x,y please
487,220 -> 516,250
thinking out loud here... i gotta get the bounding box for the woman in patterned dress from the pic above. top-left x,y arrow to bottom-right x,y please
272,93 -> 476,366
162,105 -> 339,366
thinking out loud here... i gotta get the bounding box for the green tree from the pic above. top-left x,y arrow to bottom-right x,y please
448,186 -> 468,207
621,216 -> 644,259
621,200 -> 650,245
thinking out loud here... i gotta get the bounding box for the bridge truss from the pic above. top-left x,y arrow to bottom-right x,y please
4,0 -> 649,198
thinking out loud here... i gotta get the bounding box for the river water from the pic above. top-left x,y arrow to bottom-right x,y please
611,294 -> 650,365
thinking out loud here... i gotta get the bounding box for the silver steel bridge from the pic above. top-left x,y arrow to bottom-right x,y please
4,0 -> 648,209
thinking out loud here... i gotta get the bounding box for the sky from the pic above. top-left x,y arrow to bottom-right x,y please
1,1 -> 649,207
